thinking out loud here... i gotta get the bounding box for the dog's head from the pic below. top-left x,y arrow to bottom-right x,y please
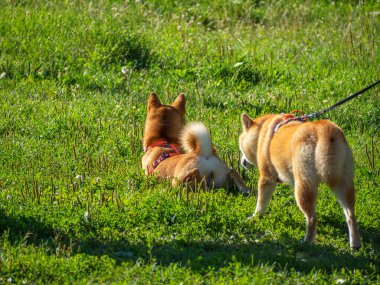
143,93 -> 186,148
239,114 -> 259,169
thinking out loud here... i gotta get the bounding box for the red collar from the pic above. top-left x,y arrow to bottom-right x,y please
145,140 -> 182,175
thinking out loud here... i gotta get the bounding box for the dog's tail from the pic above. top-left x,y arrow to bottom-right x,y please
181,122 -> 213,157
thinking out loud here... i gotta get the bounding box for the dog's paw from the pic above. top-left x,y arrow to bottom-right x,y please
350,243 -> 362,251
247,213 -> 260,221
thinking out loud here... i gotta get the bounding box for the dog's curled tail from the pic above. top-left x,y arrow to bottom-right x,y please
181,122 -> 213,157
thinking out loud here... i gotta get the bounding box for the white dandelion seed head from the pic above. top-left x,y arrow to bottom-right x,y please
121,66 -> 130,75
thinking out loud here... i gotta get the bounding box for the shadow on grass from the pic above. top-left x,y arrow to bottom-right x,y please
320,213 -> 380,246
1,208 -> 379,275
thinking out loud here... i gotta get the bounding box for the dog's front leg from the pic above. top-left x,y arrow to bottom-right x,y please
253,177 -> 276,217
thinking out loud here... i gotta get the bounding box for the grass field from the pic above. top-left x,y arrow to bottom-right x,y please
0,0 -> 379,283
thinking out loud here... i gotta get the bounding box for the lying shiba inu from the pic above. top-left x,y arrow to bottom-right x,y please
142,92 -> 250,193
239,113 -> 361,249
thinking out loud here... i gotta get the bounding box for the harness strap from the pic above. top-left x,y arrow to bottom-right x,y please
148,151 -> 179,175
274,110 -> 308,133
145,140 -> 182,175
144,139 -> 178,152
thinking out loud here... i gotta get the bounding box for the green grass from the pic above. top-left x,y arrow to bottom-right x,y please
0,0 -> 379,283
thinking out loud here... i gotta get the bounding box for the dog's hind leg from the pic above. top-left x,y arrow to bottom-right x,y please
228,168 -> 250,194
292,137 -> 320,244
294,178 -> 318,244
331,182 -> 361,249
172,168 -> 208,191
326,146 -> 361,249
328,156 -> 361,249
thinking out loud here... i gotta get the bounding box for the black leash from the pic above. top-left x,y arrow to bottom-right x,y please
274,80 -> 380,133
305,79 -> 380,120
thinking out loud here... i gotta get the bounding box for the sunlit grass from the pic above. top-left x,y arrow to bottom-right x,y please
0,0 -> 379,283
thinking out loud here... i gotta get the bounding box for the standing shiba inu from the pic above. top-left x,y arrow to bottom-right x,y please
239,113 -> 361,249
142,92 -> 250,193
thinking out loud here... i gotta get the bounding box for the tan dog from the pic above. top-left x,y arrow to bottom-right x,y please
142,92 -> 250,193
239,113 -> 361,249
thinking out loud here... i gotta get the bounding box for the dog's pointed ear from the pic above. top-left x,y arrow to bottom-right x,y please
241,114 -> 254,130
148,92 -> 162,110
172,93 -> 186,114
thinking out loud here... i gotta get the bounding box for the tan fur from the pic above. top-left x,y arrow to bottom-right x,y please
239,113 -> 361,249
142,93 -> 250,193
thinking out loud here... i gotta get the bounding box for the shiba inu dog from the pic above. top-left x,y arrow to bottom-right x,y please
239,113 -> 361,249
142,92 -> 250,193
